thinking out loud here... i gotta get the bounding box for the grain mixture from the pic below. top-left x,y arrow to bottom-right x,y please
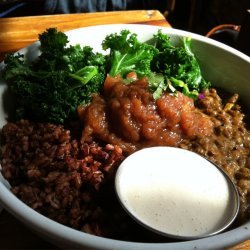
0,120 -> 126,237
1,87 -> 250,241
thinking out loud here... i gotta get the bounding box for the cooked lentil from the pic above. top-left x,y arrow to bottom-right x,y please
180,88 -> 250,224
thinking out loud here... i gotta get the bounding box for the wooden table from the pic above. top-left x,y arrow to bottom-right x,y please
0,9 -> 248,250
0,10 -> 170,62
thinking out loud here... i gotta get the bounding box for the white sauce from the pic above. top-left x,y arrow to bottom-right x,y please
115,147 -> 238,238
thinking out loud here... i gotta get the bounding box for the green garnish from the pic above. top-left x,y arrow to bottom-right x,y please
150,30 -> 210,98
102,29 -> 157,78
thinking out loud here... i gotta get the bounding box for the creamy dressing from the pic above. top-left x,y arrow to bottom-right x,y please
115,147 -> 239,238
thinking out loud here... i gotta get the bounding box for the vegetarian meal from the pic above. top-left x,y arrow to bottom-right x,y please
0,28 -> 249,241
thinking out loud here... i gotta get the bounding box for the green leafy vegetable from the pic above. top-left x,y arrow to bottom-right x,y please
102,29 -> 209,99
2,28 -> 106,124
150,30 -> 210,98
2,28 -> 210,125
69,66 -> 98,86
147,73 -> 167,100
102,29 -> 157,78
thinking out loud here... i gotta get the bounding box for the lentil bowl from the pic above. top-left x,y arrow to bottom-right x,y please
0,24 -> 250,249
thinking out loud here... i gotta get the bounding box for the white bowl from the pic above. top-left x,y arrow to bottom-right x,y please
0,24 -> 250,250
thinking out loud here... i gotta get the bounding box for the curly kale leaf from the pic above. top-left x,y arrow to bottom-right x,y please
151,30 -> 210,98
2,28 -> 105,124
102,29 -> 158,78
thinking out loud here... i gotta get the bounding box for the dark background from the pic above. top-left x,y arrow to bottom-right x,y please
0,0 -> 250,54
167,0 -> 250,35
1,0 -> 250,35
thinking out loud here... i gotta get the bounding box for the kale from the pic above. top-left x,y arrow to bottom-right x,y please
2,28 -> 106,124
102,29 -> 209,100
2,28 -> 210,125
102,29 -> 157,78
150,30 -> 210,98
147,73 -> 168,100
